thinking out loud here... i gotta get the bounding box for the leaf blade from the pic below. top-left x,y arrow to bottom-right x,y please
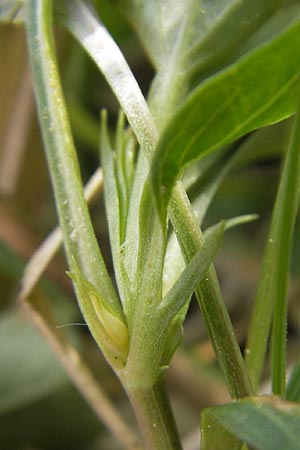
159,221 -> 225,321
201,396 -> 300,450
25,0 -> 123,356
245,83 -> 300,394
152,17 -> 300,213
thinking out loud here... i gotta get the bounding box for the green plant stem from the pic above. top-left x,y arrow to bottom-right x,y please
124,377 -> 183,450
271,107 -> 300,396
170,185 -> 253,399
25,0 -> 123,355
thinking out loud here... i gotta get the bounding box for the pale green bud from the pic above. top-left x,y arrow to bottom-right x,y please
67,263 -> 128,366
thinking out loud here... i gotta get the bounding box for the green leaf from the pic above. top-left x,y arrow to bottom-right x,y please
151,16 -> 300,214
100,110 -> 137,311
224,214 -> 258,231
160,222 -> 225,321
121,178 -> 167,383
190,1 -> 300,83
131,178 -> 165,314
159,215 -> 256,366
120,0 -> 274,70
201,396 -> 300,450
121,0 -> 296,124
0,0 -> 24,23
158,222 -> 225,366
100,111 -> 125,302
201,408 -> 243,450
25,0 -> 124,360
114,112 -> 137,244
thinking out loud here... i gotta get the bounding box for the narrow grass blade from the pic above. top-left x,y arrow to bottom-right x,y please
114,112 -> 137,244
245,84 -> 300,394
159,214 -> 257,320
158,222 -> 225,366
25,0 -> 122,352
159,222 -> 225,321
286,362 -> 300,402
271,99 -> 300,395
100,112 -> 123,293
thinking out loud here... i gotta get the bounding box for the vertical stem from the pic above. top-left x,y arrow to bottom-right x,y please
25,0 -> 112,292
125,378 -> 183,450
271,106 -> 300,396
170,185 -> 253,399
245,96 -> 300,395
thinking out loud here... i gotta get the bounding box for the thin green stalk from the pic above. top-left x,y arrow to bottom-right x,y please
25,0 -> 123,355
271,106 -> 300,396
170,185 -> 253,399
124,377 -> 183,450
245,91 -> 300,395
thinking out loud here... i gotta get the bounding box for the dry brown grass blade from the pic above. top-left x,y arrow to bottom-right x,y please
20,167 -> 103,299
0,65 -> 33,196
18,290 -> 142,450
